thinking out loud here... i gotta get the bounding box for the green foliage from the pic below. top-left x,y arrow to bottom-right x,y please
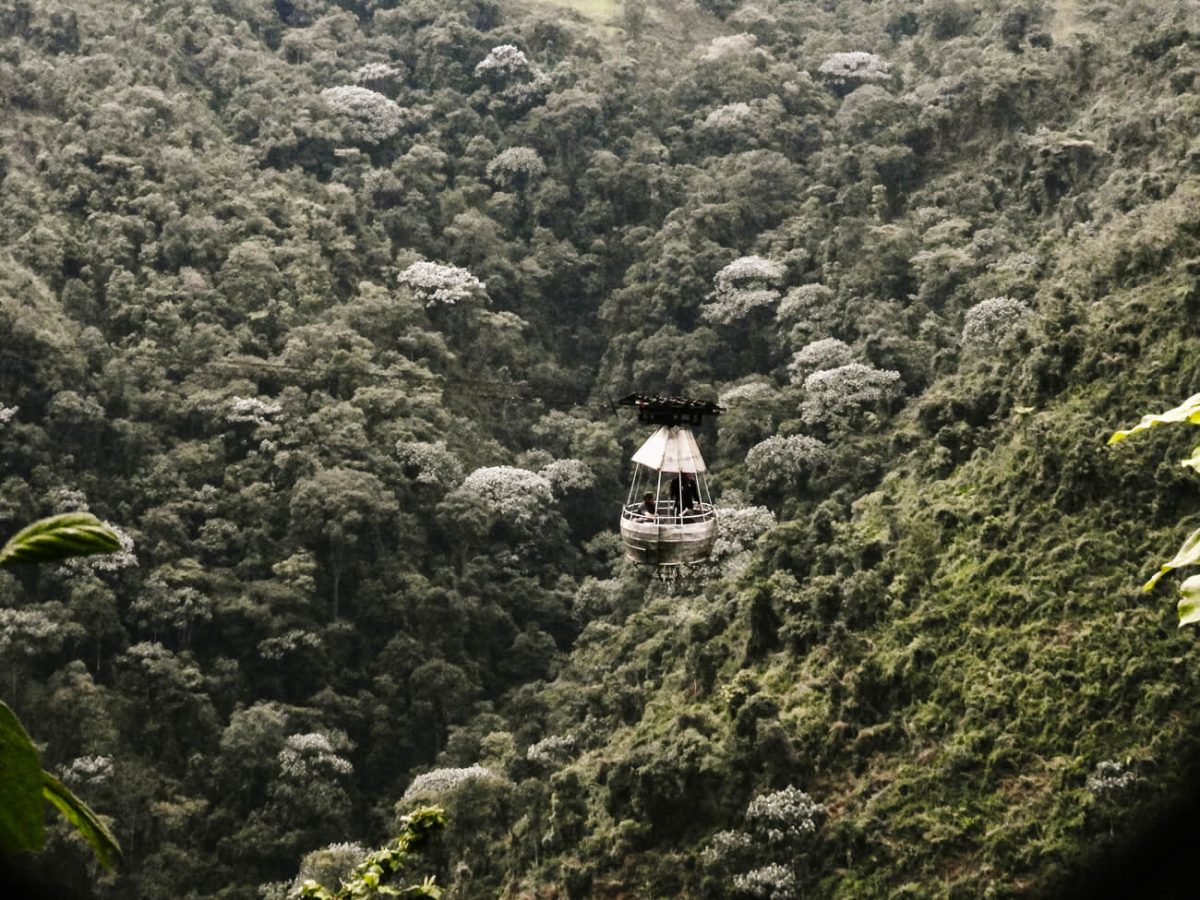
298,806 -> 446,899
2,0 -> 1199,895
0,699 -> 43,855
1111,396 -> 1200,623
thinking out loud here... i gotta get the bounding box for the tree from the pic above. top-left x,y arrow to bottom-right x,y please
701,256 -> 786,326
800,363 -> 903,430
289,468 -> 399,619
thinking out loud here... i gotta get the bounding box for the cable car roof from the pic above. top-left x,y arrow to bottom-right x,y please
631,426 -> 708,473
618,393 -> 724,427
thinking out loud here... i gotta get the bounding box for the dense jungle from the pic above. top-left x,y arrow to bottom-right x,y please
2,0 -> 1200,896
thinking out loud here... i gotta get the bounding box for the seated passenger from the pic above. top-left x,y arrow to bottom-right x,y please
637,492 -> 657,519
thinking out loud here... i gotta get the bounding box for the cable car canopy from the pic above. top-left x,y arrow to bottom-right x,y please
630,426 -> 708,473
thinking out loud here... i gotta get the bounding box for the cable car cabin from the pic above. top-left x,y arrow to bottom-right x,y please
618,394 -> 723,566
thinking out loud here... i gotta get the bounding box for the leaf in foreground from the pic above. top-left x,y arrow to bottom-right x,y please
41,772 -> 122,869
1143,525 -> 1200,592
0,700 -> 44,855
1178,574 -> 1200,627
1108,392 -> 1200,445
0,513 -> 121,567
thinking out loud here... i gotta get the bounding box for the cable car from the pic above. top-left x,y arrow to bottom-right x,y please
618,393 -> 723,566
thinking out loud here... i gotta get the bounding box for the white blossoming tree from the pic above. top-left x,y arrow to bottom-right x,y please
539,458 -> 596,495
0,403 -> 17,426
58,522 -> 137,575
397,261 -> 487,307
692,504 -> 777,580
485,146 -> 546,189
745,786 -> 826,844
786,338 -> 853,383
777,283 -> 841,344
700,33 -> 764,64
352,62 -> 403,93
960,296 -> 1032,351
718,381 -> 785,460
701,255 -> 786,325
226,396 -> 283,429
746,434 -> 830,498
258,731 -> 357,866
817,51 -> 893,94
449,466 -> 554,526
402,765 -> 501,801
473,45 -> 551,113
733,863 -> 798,899
320,85 -> 407,144
474,45 -> 531,81
395,439 -> 465,490
438,466 -> 563,557
278,732 -> 353,780
801,363 -> 903,428
525,734 -> 576,767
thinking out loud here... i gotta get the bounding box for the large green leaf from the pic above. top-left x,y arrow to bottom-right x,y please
0,700 -> 46,855
1178,575 -> 1200,627
1144,526 -> 1200,591
1108,392 -> 1200,445
41,772 -> 122,869
0,513 -> 121,567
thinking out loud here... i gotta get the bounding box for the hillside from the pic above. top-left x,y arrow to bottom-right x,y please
1,0 -> 1200,897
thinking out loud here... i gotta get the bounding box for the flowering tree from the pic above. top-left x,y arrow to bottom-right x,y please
786,338 -> 853,383
447,466 -> 554,525
486,146 -> 546,189
526,734 -> 576,766
474,44 -> 531,80
746,435 -> 830,493
801,363 -> 903,428
745,786 -> 826,843
539,458 -> 596,495
397,260 -> 487,307
395,439 -> 465,489
0,403 -> 16,426
733,863 -> 797,899
59,522 -> 137,575
319,85 -> 407,143
402,765 -> 501,801
960,296 -> 1031,350
776,283 -> 839,339
701,101 -> 754,132
61,755 -> 114,788
700,33 -> 764,63
701,255 -> 786,325
817,51 -> 892,91
1085,760 -> 1138,797
352,62 -> 403,93
226,396 -> 283,428
278,732 -> 353,780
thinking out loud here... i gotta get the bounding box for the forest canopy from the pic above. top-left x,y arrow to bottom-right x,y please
2,0 -> 1200,897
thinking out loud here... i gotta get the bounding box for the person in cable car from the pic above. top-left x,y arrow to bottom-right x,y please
638,492 -> 657,519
